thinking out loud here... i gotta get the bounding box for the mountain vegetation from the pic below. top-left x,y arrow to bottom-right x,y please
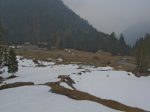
0,23 -> 18,75
133,34 -> 150,73
7,48 -> 18,75
0,22 -> 4,68
0,0 -> 130,55
0,21 -> 4,44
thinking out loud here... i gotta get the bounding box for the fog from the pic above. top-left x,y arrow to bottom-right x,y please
62,0 -> 150,36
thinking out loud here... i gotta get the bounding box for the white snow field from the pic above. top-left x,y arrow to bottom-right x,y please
71,70 -> 150,111
0,86 -> 116,112
0,56 -> 150,111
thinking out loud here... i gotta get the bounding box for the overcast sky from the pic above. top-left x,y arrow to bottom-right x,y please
62,0 -> 150,35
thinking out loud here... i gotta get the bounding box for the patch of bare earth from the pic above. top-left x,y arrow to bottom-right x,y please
44,75 -> 146,112
15,49 -> 136,72
0,75 -> 146,112
0,82 -> 34,90
0,75 -> 147,112
49,84 -> 145,112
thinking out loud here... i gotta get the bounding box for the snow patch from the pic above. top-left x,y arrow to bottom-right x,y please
0,86 -> 117,112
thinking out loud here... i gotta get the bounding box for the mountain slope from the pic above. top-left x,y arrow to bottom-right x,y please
0,0 -> 129,54
0,0 -> 94,42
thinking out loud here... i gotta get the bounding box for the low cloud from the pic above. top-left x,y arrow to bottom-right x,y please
63,0 -> 150,34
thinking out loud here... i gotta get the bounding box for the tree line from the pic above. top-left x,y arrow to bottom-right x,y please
0,22 -> 18,76
49,31 -> 130,55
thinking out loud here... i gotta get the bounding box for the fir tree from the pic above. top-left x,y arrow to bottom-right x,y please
0,22 -> 4,68
0,21 -> 4,44
0,47 -> 4,68
119,34 -> 126,46
109,32 -> 118,54
7,48 -> 18,75
119,34 -> 129,55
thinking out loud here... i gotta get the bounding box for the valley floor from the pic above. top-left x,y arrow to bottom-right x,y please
16,49 -> 136,71
0,55 -> 150,112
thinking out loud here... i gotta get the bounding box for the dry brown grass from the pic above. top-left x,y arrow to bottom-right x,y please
15,49 -> 136,71
44,75 -> 146,112
0,82 -> 34,90
49,84 -> 146,112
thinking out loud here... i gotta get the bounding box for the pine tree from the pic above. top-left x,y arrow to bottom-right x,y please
3,48 -> 9,66
0,21 -> 4,68
109,32 -> 118,54
7,48 -> 18,75
119,34 -> 126,46
119,34 -> 129,55
0,47 -> 4,68
0,21 -> 4,44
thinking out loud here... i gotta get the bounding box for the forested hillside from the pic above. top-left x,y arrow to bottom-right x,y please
0,0 -> 130,54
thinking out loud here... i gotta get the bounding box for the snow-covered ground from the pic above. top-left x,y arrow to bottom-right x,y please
0,86 -> 116,112
0,56 -> 150,111
71,70 -> 150,110
2,56 -> 82,84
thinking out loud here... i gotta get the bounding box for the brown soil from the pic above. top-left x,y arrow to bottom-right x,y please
49,84 -> 146,112
44,75 -> 76,90
0,82 -> 34,90
57,75 -> 76,90
44,75 -> 147,112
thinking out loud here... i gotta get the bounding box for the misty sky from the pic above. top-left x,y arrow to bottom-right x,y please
62,0 -> 150,35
